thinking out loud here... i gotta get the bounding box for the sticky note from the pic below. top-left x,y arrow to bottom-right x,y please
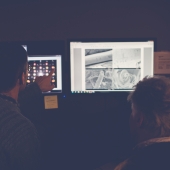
44,95 -> 58,109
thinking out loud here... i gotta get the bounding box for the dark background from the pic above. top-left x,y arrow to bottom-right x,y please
0,0 -> 170,51
0,0 -> 170,169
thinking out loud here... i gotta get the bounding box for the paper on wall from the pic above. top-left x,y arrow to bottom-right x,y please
44,95 -> 58,109
154,52 -> 170,74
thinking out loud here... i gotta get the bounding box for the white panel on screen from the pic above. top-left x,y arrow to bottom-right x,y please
70,41 -> 154,93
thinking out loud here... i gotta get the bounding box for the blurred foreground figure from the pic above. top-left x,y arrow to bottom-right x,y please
115,76 -> 170,170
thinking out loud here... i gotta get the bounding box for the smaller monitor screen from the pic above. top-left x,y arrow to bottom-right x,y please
70,41 -> 154,93
27,55 -> 62,93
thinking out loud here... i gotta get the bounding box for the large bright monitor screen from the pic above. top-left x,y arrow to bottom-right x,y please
27,55 -> 62,93
70,41 -> 154,93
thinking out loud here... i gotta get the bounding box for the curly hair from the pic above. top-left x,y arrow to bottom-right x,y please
128,76 -> 170,136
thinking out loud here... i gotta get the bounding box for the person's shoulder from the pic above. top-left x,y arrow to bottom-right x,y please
7,109 -> 37,132
0,109 -> 40,170
0,110 -> 39,158
0,106 -> 37,140
114,159 -> 131,170
114,141 -> 170,170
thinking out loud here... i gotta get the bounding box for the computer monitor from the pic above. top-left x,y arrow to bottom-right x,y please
27,55 -> 62,93
70,40 -> 154,93
21,40 -> 64,93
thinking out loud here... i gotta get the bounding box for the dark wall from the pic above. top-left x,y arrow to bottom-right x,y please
0,0 -> 170,51
27,92 -> 132,170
